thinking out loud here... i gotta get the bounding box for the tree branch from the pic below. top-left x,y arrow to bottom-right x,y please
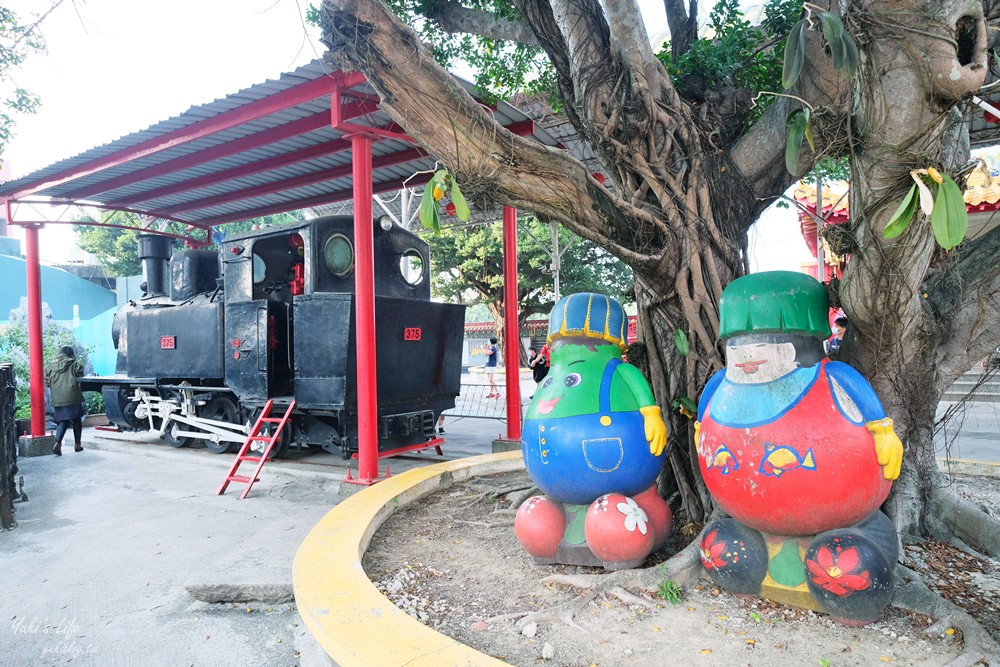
320,0 -> 666,268
604,0 -> 665,86
424,0 -> 538,45
544,0 -> 616,123
510,0 -> 582,127
663,0 -> 697,58
727,10 -> 851,218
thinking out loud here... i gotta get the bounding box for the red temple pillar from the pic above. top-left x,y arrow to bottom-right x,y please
25,224 -> 46,437
502,205 -> 522,441
351,134 -> 379,483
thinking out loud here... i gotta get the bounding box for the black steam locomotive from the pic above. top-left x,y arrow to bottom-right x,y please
80,215 -> 465,458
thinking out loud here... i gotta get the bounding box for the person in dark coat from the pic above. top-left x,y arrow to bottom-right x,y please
44,346 -> 85,456
528,346 -> 549,384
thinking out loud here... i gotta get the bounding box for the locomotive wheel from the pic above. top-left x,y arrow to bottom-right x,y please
199,397 -> 240,454
247,408 -> 293,459
163,419 -> 193,448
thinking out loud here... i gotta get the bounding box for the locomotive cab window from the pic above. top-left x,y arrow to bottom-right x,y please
252,254 -> 266,285
324,234 -> 354,277
250,232 -> 308,301
399,249 -> 424,286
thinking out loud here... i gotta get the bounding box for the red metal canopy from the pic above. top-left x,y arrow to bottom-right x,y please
1,58 -> 546,481
0,59 -> 556,237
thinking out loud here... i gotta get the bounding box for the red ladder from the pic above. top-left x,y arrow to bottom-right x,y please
216,400 -> 295,499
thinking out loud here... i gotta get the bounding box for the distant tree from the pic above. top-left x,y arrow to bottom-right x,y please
74,212 -> 144,277
0,1 -> 67,164
428,217 -> 632,364
74,210 -> 305,277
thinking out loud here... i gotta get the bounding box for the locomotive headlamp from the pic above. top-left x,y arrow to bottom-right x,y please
379,216 -> 394,232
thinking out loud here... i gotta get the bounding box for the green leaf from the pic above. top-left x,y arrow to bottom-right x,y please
882,184 -> 919,239
818,12 -> 846,69
803,115 -> 816,153
674,329 -> 689,356
449,180 -> 471,221
785,109 -> 809,175
670,395 -> 697,414
782,19 -> 806,89
840,33 -> 859,79
419,184 -> 440,232
930,174 -> 968,250
431,205 -> 440,233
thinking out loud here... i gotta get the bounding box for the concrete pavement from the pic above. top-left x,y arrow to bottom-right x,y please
1,387 -> 995,667
0,409 -> 506,666
935,400 -> 1000,473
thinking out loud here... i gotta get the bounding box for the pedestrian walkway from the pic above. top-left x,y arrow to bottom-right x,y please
0,412 -> 507,666
935,399 -> 1000,474
3,386 -> 996,666
1,445 -> 332,665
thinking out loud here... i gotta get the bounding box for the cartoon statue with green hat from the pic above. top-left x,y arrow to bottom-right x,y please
696,271 -> 903,624
514,293 -> 672,570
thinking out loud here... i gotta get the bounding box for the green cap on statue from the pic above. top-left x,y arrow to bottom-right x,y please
718,271 -> 831,340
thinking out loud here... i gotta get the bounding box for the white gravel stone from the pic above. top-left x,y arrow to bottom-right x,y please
521,622 -> 538,638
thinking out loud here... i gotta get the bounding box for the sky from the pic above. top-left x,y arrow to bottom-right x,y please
0,0 -> 811,269
3,0 -> 324,176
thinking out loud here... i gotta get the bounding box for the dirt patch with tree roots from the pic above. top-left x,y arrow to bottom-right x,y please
363,470 -> 999,666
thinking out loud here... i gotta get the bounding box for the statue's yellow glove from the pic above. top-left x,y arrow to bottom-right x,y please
866,418 -> 903,481
694,420 -> 701,454
640,405 -> 667,457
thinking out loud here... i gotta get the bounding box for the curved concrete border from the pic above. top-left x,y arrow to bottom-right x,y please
293,451 -> 523,666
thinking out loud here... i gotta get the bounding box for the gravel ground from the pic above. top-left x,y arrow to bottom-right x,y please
363,470 -> 1000,666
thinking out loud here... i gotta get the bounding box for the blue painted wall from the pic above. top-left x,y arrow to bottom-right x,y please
0,255 -> 116,323
1,240 -> 118,374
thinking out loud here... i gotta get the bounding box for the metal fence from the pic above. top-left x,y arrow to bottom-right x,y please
444,382 -> 524,421
1,364 -> 17,529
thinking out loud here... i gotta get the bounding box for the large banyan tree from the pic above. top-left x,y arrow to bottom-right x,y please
319,0 -> 1000,653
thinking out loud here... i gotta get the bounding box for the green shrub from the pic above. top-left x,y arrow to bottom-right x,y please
0,311 -> 100,419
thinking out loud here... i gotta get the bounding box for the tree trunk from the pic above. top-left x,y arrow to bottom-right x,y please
839,0 -> 998,552
319,0 -> 1000,550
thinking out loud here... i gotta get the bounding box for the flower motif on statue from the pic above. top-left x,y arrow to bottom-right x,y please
805,545 -> 871,596
616,497 -> 648,535
700,529 -> 728,570
521,496 -> 544,513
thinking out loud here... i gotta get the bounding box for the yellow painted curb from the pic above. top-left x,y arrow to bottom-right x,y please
937,457 -> 1000,477
293,451 -> 524,666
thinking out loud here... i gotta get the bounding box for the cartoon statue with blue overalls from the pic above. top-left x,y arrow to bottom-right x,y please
514,293 -> 672,570
696,271 -> 904,623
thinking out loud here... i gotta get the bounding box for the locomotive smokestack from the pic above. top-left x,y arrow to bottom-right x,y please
137,233 -> 172,297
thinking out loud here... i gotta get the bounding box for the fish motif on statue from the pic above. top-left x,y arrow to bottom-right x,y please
758,443 -> 816,478
706,443 -> 740,475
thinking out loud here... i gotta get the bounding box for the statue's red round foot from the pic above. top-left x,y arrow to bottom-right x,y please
514,496 -> 565,558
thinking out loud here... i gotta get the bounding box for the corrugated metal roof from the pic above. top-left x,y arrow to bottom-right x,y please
0,59 -> 562,240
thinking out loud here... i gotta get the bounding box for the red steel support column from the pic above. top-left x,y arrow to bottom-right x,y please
351,134 -> 379,482
502,205 -> 522,441
25,225 -> 46,437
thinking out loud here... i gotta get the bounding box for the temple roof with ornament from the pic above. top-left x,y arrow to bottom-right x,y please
794,153 -> 1000,220
793,155 -> 1000,278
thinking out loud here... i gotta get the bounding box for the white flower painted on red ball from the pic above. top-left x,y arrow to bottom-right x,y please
522,497 -> 543,513
616,497 -> 649,535
594,495 -> 611,512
